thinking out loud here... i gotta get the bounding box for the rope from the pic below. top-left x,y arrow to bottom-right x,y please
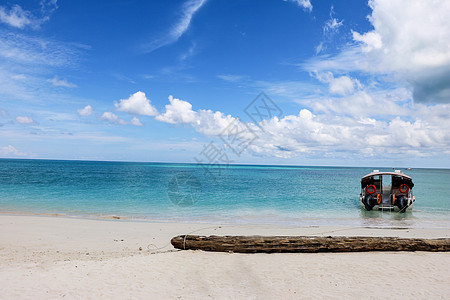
146,225 -> 222,254
182,225 -> 222,250
303,226 -> 366,236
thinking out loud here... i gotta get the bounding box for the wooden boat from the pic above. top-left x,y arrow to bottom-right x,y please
360,170 -> 414,212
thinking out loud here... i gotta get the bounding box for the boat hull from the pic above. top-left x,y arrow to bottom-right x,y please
360,195 -> 414,212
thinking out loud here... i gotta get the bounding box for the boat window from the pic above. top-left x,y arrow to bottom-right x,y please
381,175 -> 390,194
373,176 -> 381,192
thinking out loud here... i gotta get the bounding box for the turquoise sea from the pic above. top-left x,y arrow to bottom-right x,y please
1,159 -> 449,228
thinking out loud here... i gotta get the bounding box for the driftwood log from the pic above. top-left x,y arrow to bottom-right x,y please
171,235 -> 450,253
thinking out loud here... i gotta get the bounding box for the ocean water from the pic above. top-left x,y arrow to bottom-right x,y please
1,159 -> 449,228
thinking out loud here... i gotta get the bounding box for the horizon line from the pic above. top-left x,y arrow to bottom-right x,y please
0,157 -> 444,170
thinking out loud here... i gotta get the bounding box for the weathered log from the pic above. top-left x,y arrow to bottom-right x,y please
171,235 -> 450,253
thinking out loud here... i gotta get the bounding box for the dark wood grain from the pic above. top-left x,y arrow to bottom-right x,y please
171,235 -> 450,253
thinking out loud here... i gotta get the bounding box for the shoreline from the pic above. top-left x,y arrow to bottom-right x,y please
2,213 -> 450,242
1,214 -> 450,299
2,209 -> 450,230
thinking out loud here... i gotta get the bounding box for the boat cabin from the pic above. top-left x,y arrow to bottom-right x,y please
360,170 -> 414,212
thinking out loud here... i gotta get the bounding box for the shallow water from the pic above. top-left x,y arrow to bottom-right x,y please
1,159 -> 449,228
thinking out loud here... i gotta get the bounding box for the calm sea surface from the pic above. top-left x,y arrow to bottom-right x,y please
1,159 -> 449,228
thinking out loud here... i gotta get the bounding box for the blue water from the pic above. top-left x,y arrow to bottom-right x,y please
1,159 -> 449,228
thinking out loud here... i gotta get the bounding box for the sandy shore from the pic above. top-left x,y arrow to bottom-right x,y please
1,214 -> 449,299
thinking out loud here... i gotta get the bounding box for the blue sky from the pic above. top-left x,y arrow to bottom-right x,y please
1,0 -> 450,167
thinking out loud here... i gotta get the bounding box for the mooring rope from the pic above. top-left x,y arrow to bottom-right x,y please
146,225 -> 222,254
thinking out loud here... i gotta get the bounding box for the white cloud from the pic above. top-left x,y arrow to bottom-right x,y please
0,31 -> 80,67
171,0 -> 206,40
40,0 -> 59,15
323,6 -> 343,34
285,0 -> 312,12
252,104 -> 449,158
307,0 -> 450,103
12,74 -> 26,80
179,42 -> 197,61
100,112 -> 127,125
49,76 -> 77,88
352,31 -> 382,52
77,105 -> 93,117
155,95 -> 198,124
315,6 -> 343,54
217,74 -> 247,82
0,5 -> 32,29
142,0 -> 207,53
146,0 -> 450,161
313,72 -> 360,96
354,0 -> 450,71
315,42 -> 324,55
153,94 -> 450,159
329,76 -> 357,96
100,112 -> 144,126
115,91 -> 158,116
156,95 -> 238,136
111,73 -> 136,84
15,116 -> 35,124
0,30 -> 85,113
0,145 -> 26,157
309,89 -> 410,118
130,117 -> 143,127
0,1 -> 58,30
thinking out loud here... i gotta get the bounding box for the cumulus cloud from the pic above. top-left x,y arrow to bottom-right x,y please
0,145 -> 26,157
155,96 -> 197,124
49,76 -> 77,88
147,0 -> 450,160
77,105 -> 93,117
307,0 -> 450,103
130,117 -> 143,127
329,76 -> 357,95
313,72 -> 361,96
285,0 -> 312,12
15,116 -> 35,124
99,112 -> 127,125
153,94 -> 450,159
99,112 -> 142,126
115,91 -> 158,116
352,31 -> 382,52
354,0 -> 450,71
310,89 -> 410,118
156,95 -> 237,136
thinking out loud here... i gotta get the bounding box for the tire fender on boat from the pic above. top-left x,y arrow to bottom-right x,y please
363,194 -> 375,211
397,195 -> 407,213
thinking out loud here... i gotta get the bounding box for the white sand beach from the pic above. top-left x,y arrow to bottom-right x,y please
1,214 -> 450,299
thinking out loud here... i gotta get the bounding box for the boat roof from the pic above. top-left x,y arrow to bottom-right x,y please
361,171 -> 412,180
